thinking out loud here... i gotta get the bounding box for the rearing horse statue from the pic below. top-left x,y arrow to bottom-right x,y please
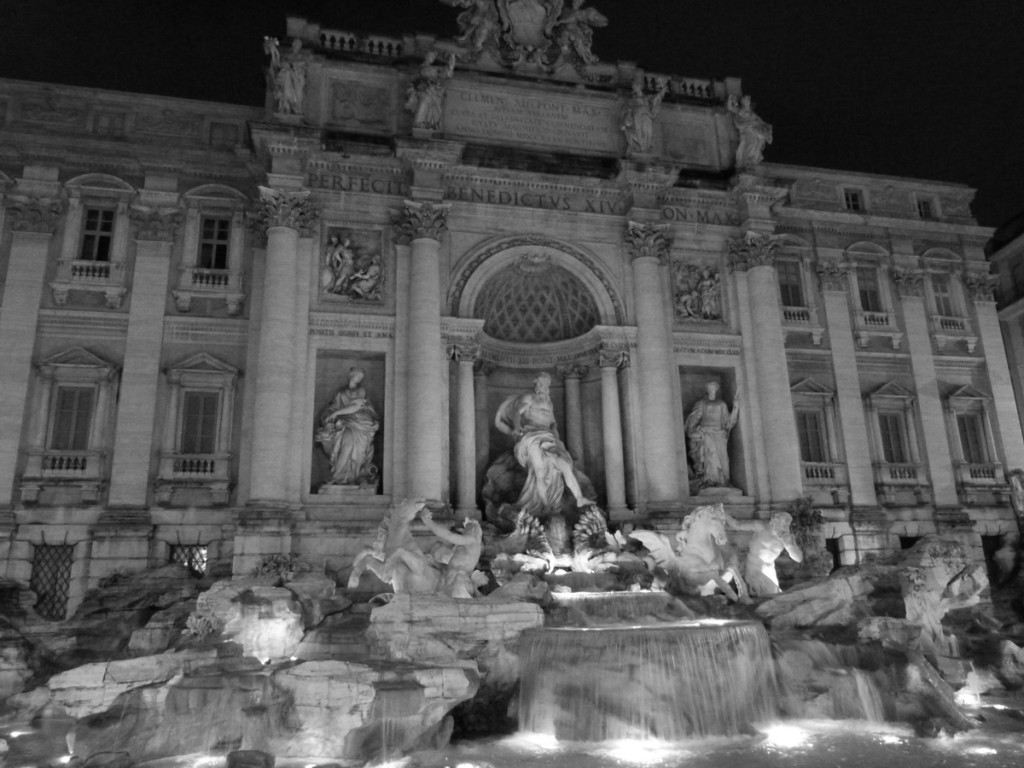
631,503 -> 751,603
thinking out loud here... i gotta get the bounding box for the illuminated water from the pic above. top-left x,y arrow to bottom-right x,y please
519,621 -> 778,740
4,702 -> 1023,767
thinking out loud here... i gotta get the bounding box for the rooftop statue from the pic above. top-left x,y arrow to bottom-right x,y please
440,0 -> 607,72
406,51 -> 457,131
631,503 -> 751,603
685,380 -> 740,491
263,37 -> 307,116
727,94 -> 773,169
621,77 -> 667,157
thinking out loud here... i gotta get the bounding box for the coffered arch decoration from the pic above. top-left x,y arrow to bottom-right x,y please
449,235 -> 624,343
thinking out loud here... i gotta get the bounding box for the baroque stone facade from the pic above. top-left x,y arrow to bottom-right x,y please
0,10 -> 1020,619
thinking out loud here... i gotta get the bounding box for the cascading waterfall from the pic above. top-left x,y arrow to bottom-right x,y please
518,620 -> 779,741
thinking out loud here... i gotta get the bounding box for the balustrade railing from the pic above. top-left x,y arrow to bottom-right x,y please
783,306 -> 811,324
56,259 -> 124,286
858,310 -> 892,328
873,462 -> 921,484
955,462 -> 1001,485
318,28 -> 404,57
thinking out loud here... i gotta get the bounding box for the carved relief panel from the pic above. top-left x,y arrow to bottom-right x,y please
319,226 -> 384,303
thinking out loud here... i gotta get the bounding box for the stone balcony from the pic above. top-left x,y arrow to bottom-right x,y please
50,259 -> 127,309
155,452 -> 232,506
855,310 -> 903,349
20,449 -> 106,504
781,304 -> 824,345
173,267 -> 244,315
873,461 -> 929,505
930,314 -> 978,353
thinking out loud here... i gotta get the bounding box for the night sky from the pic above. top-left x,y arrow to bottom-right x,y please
2,0 -> 1022,228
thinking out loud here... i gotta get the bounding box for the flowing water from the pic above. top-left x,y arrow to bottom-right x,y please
518,620 -> 779,741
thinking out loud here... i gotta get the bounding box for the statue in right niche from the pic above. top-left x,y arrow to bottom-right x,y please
685,380 -> 739,490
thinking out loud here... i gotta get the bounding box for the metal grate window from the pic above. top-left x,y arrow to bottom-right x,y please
30,544 -> 74,621
170,544 -> 208,577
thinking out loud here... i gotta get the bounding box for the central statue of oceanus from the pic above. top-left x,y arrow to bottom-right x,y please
483,371 -> 609,571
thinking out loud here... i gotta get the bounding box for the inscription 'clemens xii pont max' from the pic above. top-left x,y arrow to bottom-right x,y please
445,85 -> 621,154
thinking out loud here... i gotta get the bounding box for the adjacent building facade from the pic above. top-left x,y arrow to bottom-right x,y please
1,10 -> 1020,619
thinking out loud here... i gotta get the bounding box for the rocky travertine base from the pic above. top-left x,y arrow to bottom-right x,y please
368,593 -> 545,733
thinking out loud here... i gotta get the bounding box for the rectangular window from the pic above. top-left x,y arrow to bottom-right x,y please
795,409 -> 827,463
180,391 -> 219,455
777,260 -> 805,307
932,273 -> 955,316
93,111 -> 125,137
878,411 -> 908,464
30,544 -> 74,621
50,386 -> 94,451
209,122 -> 239,147
170,544 -> 208,577
957,413 -> 987,463
856,266 -> 883,312
843,189 -> 864,212
198,216 -> 231,270
917,198 -> 933,219
80,208 -> 114,261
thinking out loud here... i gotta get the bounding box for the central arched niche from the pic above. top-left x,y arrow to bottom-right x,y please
475,252 -> 600,343
449,235 -> 624,332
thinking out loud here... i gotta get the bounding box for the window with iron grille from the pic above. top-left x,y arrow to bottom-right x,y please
856,266 -> 883,312
180,391 -> 219,455
30,544 -> 74,621
795,409 -> 827,463
170,544 -> 208,577
777,260 -> 805,307
878,411 -> 909,464
50,386 -> 94,451
80,208 -> 114,261
198,216 -> 231,270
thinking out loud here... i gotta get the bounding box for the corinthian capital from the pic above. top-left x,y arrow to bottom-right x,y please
728,230 -> 781,271
253,186 -> 320,236
889,267 -> 924,298
6,196 -> 65,234
392,200 -> 451,243
130,207 -> 183,242
962,270 -> 998,302
815,260 -> 849,292
625,220 -> 672,264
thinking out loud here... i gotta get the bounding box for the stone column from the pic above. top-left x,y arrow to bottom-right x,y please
626,221 -> 683,509
0,197 -> 63,508
966,273 -> 1024,470
729,232 -> 802,502
816,261 -> 876,507
558,363 -> 588,465
107,208 -> 181,508
394,200 -> 450,503
248,187 -> 318,505
450,342 -> 480,520
474,360 -> 492,500
599,348 -> 629,521
891,268 -> 958,507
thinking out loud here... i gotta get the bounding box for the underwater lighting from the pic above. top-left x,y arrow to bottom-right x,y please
7,730 -> 28,738
967,747 -> 998,756
600,740 -> 679,765
954,689 -> 981,708
506,732 -> 561,752
878,734 -> 904,745
986,703 -> 1009,710
58,757 -> 73,765
760,724 -> 810,750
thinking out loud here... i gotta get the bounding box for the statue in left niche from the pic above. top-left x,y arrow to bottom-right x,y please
315,367 -> 380,490
406,51 -> 457,131
264,37 -> 307,116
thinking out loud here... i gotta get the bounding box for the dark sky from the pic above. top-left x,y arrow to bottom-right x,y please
2,0 -> 1022,227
